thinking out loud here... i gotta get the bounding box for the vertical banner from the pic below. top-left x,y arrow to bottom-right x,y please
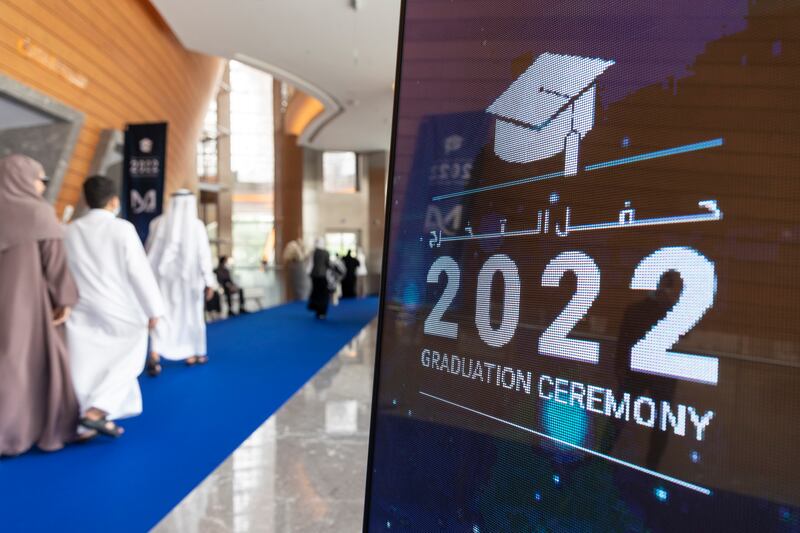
123,122 -> 167,243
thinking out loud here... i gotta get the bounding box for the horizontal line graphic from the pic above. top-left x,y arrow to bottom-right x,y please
419,390 -> 712,496
431,138 -> 724,202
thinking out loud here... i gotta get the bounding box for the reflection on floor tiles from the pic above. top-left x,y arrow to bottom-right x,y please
153,320 -> 377,533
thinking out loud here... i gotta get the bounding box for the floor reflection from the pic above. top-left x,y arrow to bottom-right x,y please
153,320 -> 377,533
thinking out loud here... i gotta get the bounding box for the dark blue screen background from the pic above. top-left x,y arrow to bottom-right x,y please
367,1 -> 800,531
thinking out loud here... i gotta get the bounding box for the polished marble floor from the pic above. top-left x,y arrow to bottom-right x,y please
153,320 -> 377,533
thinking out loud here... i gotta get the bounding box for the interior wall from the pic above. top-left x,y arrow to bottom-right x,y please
0,0 -> 223,214
302,148 -> 370,254
365,151 -> 387,294
274,77 -> 305,266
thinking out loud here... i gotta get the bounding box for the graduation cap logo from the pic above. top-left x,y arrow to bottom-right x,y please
487,52 -> 615,176
139,137 -> 154,154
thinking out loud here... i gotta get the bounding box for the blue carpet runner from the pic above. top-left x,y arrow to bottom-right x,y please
0,297 -> 378,532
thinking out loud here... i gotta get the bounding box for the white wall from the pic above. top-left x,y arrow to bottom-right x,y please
302,149 -> 370,253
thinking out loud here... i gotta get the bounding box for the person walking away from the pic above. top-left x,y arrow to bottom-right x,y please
215,255 -> 247,316
355,247 -> 368,296
65,176 -> 164,437
329,253 -> 346,306
146,190 -> 215,367
341,250 -> 360,298
282,237 -> 309,301
0,155 -> 82,455
308,238 -> 332,319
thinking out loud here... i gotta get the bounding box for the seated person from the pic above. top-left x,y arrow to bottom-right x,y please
215,256 -> 247,316
205,287 -> 222,319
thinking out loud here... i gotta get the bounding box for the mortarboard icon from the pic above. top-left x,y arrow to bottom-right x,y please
487,52 -> 615,176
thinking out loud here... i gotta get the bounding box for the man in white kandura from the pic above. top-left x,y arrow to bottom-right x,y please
146,189 -> 215,370
65,176 -> 164,438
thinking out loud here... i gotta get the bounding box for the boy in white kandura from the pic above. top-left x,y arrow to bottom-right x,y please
65,176 -> 163,438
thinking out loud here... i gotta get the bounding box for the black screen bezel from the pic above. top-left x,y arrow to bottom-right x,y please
361,0 -> 409,530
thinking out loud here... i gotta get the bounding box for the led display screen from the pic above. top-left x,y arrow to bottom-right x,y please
365,1 -> 800,531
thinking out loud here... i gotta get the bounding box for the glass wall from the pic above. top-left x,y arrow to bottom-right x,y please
230,60 -> 274,185
232,213 -> 273,267
325,231 -> 359,257
196,98 -> 218,180
229,60 -> 275,270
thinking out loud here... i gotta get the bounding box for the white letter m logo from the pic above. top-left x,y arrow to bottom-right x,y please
131,189 -> 157,214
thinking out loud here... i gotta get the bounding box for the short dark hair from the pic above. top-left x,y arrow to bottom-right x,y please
83,175 -> 118,209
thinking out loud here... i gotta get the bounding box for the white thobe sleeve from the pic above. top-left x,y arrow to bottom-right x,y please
197,221 -> 216,289
144,216 -> 161,253
123,224 -> 165,318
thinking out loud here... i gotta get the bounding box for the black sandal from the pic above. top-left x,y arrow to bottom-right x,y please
80,417 -> 124,438
146,355 -> 162,377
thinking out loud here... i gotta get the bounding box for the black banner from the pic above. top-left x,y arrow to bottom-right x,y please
123,122 -> 167,243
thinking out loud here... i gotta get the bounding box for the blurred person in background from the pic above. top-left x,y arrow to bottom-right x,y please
282,236 -> 309,301
215,255 -> 247,317
205,283 -> 223,320
356,247 -> 368,296
341,249 -> 360,299
147,190 -> 216,368
65,176 -> 163,437
0,155 -> 82,455
308,238 -> 332,319
329,253 -> 346,307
